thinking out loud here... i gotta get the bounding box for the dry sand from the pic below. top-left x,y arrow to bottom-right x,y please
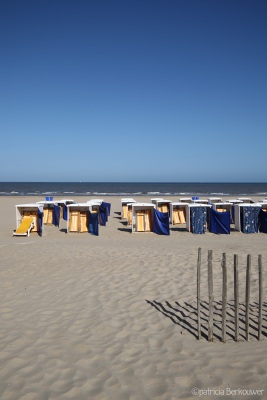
1,196 -> 267,400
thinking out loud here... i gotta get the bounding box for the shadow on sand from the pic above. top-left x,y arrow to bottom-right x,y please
146,299 -> 267,342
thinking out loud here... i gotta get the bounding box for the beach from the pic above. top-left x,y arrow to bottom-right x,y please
1,196 -> 267,400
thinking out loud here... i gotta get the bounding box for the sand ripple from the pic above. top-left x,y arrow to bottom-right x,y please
1,196 -> 267,399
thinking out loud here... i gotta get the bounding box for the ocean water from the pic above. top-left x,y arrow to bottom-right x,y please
0,182 -> 267,197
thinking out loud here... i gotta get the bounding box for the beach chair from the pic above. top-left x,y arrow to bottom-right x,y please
13,217 -> 35,237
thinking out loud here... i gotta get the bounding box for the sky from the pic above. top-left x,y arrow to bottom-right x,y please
0,0 -> 266,182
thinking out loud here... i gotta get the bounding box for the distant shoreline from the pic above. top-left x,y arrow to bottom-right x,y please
1,182 -> 267,197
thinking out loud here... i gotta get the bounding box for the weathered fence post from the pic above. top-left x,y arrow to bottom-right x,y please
208,250 -> 214,342
195,251 -> 264,343
245,255 -> 251,341
234,254 -> 239,342
221,253 -> 227,343
197,247 -> 201,340
258,255 -> 263,341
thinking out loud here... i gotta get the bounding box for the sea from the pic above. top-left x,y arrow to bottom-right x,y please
0,182 -> 267,198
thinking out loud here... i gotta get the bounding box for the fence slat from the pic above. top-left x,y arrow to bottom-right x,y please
196,251 -> 264,343
246,255 -> 251,341
222,253 -> 227,343
208,250 -> 213,342
258,255 -> 263,341
197,248 -> 201,340
234,254 -> 239,342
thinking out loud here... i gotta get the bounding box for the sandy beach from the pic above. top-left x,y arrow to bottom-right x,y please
1,196 -> 267,400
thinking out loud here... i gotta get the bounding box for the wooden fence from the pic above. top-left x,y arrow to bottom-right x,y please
197,248 -> 263,342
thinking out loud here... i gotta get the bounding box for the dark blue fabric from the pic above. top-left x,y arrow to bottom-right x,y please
63,205 -> 68,221
53,205 -> 60,227
153,209 -> 170,235
190,207 -> 207,234
102,202 -> 111,216
89,212 -> 99,236
209,208 -> 230,234
241,206 -> 261,233
99,204 -> 108,226
38,209 -> 43,237
258,209 -> 267,233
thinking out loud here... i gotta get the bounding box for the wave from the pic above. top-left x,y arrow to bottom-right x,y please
1,183 -> 267,197
2,191 -> 267,197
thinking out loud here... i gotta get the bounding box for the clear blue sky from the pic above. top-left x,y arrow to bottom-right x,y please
1,0 -> 266,182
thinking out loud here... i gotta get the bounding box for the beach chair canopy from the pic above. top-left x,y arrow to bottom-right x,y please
15,204 -> 44,237
55,200 -> 75,221
209,208 -> 230,234
190,206 -> 208,234
102,201 -> 111,216
36,200 -> 62,227
99,203 -> 108,226
67,203 -> 99,235
52,205 -> 60,227
258,209 -> 267,233
241,206 -> 261,233
89,212 -> 99,235
152,209 -> 170,235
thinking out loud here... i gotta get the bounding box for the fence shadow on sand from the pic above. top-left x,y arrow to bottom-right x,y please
147,299 -> 267,342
